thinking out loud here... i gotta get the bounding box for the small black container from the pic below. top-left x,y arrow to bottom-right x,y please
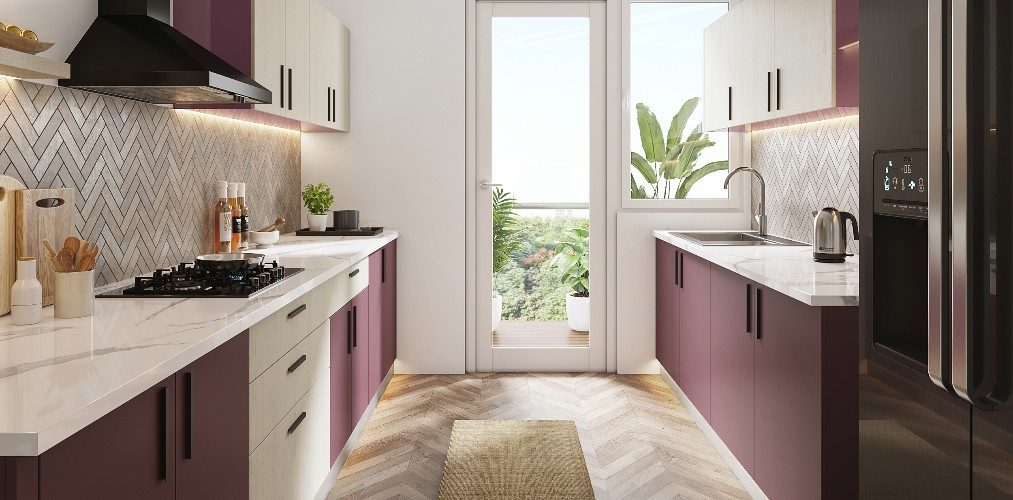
334,210 -> 359,230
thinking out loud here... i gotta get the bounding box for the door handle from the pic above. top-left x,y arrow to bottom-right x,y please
775,69 -> 781,111
673,250 -> 679,286
746,283 -> 752,335
480,180 -> 503,190
184,371 -> 194,460
287,354 -> 307,374
279,65 -> 285,109
678,253 -> 684,289
926,0 -> 946,390
352,305 -> 358,348
287,304 -> 306,319
766,71 -> 771,112
349,268 -> 360,278
727,86 -> 732,121
287,67 -> 293,111
382,248 -> 387,283
332,88 -> 337,122
287,412 -> 307,435
347,309 -> 353,354
161,385 -> 170,482
327,86 -> 332,122
754,288 -> 763,340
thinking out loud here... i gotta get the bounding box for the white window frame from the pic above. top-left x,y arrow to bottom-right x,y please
621,0 -> 750,210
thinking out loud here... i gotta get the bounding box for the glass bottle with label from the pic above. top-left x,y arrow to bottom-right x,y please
228,182 -> 241,251
237,182 -> 250,249
214,181 -> 232,253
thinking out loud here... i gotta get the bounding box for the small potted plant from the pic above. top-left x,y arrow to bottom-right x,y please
552,227 -> 590,332
492,187 -> 520,331
301,182 -> 335,231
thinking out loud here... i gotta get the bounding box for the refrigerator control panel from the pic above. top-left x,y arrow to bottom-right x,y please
873,149 -> 928,219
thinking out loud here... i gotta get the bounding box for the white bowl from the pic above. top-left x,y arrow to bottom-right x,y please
249,230 -> 280,247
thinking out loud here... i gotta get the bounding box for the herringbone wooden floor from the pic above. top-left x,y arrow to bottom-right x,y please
327,373 -> 749,499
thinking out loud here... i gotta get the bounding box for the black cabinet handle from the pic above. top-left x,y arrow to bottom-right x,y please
349,268 -> 360,278
754,288 -> 763,340
673,250 -> 679,286
727,86 -> 732,121
382,248 -> 387,283
184,371 -> 194,460
287,304 -> 307,319
352,305 -> 358,348
287,67 -> 293,111
279,65 -> 285,109
287,412 -> 307,435
287,354 -> 307,374
766,71 -> 771,112
746,284 -> 752,335
327,86 -> 332,122
331,88 -> 337,122
678,253 -> 685,289
775,69 -> 781,111
347,309 -> 353,354
161,385 -> 170,482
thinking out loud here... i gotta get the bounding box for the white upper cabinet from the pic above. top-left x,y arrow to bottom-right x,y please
773,0 -> 835,117
703,12 -> 734,131
732,0 -> 774,125
703,0 -> 855,130
253,0 -> 350,130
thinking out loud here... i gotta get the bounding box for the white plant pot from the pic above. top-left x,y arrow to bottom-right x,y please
491,294 -> 503,331
566,293 -> 590,332
307,213 -> 328,231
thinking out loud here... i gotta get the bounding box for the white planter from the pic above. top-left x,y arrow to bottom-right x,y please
491,294 -> 503,331
566,293 -> 590,332
307,213 -> 328,231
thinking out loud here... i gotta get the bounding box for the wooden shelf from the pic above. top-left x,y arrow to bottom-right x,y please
0,46 -> 69,79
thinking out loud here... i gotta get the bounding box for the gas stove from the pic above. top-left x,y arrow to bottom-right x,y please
96,261 -> 304,299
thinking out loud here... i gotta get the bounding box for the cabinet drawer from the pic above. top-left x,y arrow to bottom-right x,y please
305,259 -> 370,330
249,321 -> 329,452
250,376 -> 330,500
250,292 -> 317,382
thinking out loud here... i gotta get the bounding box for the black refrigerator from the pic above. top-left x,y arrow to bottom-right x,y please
859,0 -> 1013,498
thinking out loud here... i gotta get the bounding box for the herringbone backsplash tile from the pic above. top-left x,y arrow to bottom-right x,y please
750,114 -> 860,255
0,77 -> 301,286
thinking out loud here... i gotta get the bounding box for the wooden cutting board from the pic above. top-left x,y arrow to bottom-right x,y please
0,175 -> 26,315
16,188 -> 76,307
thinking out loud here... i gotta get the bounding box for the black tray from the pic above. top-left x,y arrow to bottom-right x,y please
295,226 -> 385,237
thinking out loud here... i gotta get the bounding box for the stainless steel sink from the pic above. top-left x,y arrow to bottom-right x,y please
669,231 -> 808,247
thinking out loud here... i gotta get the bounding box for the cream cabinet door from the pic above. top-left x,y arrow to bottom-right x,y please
285,0 -> 311,122
253,0 -> 286,115
702,12 -> 734,131
773,0 -> 835,117
308,0 -> 332,127
732,0 -> 774,125
332,18 -> 350,131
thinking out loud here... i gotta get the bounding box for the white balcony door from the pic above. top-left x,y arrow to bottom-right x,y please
474,1 -> 606,372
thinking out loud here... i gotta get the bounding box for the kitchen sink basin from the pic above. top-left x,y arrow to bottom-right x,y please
669,231 -> 808,247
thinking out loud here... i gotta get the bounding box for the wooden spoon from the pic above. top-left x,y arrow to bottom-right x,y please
42,239 -> 62,271
55,249 -> 75,273
63,236 -> 81,255
78,243 -> 99,271
257,218 -> 286,232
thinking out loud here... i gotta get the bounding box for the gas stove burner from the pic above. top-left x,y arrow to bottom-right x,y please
97,260 -> 304,299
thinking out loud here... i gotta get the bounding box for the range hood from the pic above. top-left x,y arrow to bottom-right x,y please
59,0 -> 271,105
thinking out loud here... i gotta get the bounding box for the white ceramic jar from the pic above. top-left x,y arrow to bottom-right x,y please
11,257 -> 42,325
54,270 -> 94,319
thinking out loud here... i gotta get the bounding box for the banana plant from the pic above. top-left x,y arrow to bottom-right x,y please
630,97 -> 729,199
551,227 -> 589,297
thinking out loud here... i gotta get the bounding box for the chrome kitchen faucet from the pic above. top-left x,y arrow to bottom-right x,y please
724,167 -> 767,236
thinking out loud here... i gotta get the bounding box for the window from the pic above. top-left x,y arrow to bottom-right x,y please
625,1 -> 741,207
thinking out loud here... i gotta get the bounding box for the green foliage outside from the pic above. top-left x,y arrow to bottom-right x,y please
494,214 -> 589,322
630,97 -> 729,199
492,188 -> 521,273
552,227 -> 589,297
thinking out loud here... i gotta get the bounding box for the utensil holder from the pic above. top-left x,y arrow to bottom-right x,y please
54,270 -> 93,319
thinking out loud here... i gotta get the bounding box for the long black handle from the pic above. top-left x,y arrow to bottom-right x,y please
382,248 -> 387,283
746,284 -> 752,335
673,250 -> 679,286
347,309 -> 353,354
349,268 -> 360,278
678,253 -> 684,289
287,304 -> 306,319
775,69 -> 781,111
352,305 -> 358,348
727,86 -> 732,121
754,288 -> 763,340
161,386 -> 170,482
327,86 -> 332,122
279,65 -> 285,109
332,88 -> 337,122
287,68 -> 293,111
767,71 -> 772,112
184,371 -> 194,460
287,412 -> 307,435
287,354 -> 307,374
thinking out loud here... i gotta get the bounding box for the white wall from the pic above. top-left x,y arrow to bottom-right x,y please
305,0 -> 466,374
6,0 -> 96,85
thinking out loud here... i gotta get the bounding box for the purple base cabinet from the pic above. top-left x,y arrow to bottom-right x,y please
655,240 -> 680,379
678,250 -> 712,420
330,304 -> 354,464
709,265 -> 755,473
381,242 -> 397,380
368,251 -> 384,396
175,331 -> 249,500
350,290 -> 371,429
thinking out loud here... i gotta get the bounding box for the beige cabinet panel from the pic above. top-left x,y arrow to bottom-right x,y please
703,12 -> 734,131
732,0 -> 774,125
285,0 -> 311,121
308,0 -> 332,127
332,18 -> 350,131
253,0 -> 286,115
773,0 -> 835,117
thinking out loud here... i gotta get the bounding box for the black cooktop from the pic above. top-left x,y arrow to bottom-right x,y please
97,261 -> 304,299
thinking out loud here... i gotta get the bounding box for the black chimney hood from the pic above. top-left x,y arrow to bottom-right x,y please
59,0 -> 271,105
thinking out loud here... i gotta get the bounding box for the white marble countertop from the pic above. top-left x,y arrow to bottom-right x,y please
0,231 -> 399,456
653,230 -> 858,307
